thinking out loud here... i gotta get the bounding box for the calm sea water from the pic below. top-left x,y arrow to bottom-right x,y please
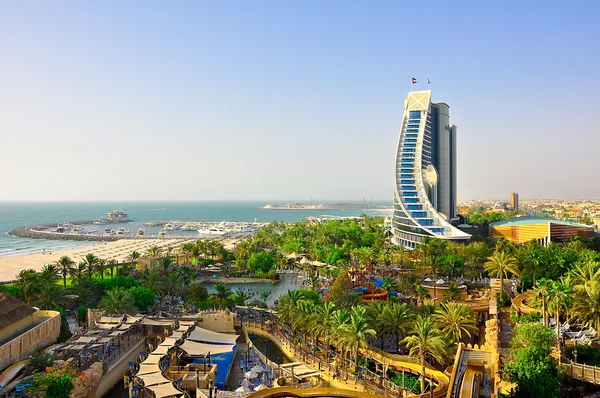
0,201 -> 391,257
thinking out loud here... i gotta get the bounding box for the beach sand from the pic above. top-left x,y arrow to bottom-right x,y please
0,238 -> 190,281
0,236 -> 243,282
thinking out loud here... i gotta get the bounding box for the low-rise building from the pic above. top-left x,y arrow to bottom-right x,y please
489,216 -> 595,245
0,293 -> 61,370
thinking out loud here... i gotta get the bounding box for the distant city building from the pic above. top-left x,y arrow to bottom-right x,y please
392,90 -> 471,248
489,216 -> 595,245
510,192 -> 519,211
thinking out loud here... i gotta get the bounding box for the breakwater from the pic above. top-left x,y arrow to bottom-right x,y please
7,225 -> 181,242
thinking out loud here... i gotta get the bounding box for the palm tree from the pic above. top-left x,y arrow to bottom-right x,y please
164,273 -> 184,296
259,291 -> 271,303
142,270 -> 166,294
69,262 -> 88,285
156,257 -> 176,276
36,284 -> 66,310
99,287 -> 137,314
443,281 -> 463,302
309,301 -> 337,358
380,277 -> 399,293
179,242 -> 194,265
435,302 -> 478,343
549,281 -> 573,365
414,285 -> 431,306
533,278 -> 553,326
484,251 -> 520,295
380,303 -> 414,353
127,251 -> 141,264
366,301 -> 388,349
41,264 -> 61,284
95,258 -> 107,280
276,290 -> 307,324
402,315 -> 448,394
338,306 -> 376,373
82,253 -> 99,278
146,246 -> 163,266
106,259 -> 118,278
178,266 -> 196,286
213,283 -> 233,308
232,290 -> 252,306
16,269 -> 41,305
55,256 -> 75,288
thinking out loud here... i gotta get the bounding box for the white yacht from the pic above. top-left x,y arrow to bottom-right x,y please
115,227 -> 129,236
158,230 -> 167,238
137,228 -> 147,237
197,228 -> 227,236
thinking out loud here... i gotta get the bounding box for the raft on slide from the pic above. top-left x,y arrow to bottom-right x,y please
361,291 -> 389,301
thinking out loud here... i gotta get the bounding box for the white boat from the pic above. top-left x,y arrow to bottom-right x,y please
137,228 -> 147,237
197,228 -> 227,236
158,230 -> 167,237
93,219 -> 108,225
115,227 -> 129,236
103,227 -> 113,236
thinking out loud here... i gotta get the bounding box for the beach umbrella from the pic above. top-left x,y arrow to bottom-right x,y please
424,278 -> 433,282
236,385 -> 253,393
250,365 -> 265,373
435,279 -> 445,285
254,384 -> 268,391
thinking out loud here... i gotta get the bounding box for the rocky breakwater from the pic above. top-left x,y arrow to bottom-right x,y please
7,226 -> 121,242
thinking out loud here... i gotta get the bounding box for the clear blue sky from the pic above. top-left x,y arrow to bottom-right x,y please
1,1 -> 598,202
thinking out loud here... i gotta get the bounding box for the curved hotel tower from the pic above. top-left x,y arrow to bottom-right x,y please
392,90 -> 471,248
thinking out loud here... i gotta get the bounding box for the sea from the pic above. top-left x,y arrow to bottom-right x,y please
0,201 -> 391,257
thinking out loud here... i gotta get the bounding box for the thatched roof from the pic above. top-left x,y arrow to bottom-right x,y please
0,292 -> 36,330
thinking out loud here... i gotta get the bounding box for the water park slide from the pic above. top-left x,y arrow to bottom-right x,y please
512,293 -> 535,314
0,360 -> 28,390
248,386 -> 382,398
458,366 -> 481,398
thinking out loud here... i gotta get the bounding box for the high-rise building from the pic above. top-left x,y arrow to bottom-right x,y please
510,192 -> 519,211
392,90 -> 471,248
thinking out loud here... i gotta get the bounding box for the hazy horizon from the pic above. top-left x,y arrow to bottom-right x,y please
1,2 -> 599,202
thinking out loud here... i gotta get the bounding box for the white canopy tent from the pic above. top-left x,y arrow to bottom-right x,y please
151,345 -> 171,355
186,327 -> 238,345
178,340 -> 235,356
141,355 -> 163,365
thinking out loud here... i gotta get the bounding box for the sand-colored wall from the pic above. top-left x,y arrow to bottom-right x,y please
0,310 -> 61,371
195,311 -> 235,333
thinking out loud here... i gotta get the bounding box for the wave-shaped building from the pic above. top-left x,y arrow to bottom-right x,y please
392,90 -> 471,248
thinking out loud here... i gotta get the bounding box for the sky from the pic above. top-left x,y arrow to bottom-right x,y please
1,1 -> 599,202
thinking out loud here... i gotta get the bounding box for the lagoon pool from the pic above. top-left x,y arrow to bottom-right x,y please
200,274 -> 303,307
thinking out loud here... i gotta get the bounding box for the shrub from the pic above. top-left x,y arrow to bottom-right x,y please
127,286 -> 156,312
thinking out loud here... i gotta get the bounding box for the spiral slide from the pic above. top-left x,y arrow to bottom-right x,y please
0,360 -> 28,390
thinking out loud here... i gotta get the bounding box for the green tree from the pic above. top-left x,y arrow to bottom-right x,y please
98,287 -> 137,314
402,315 -> 448,394
16,269 -> 41,305
82,253 -> 99,278
232,290 -> 252,306
337,306 -> 376,373
128,286 -> 156,312
380,303 -> 414,353
503,322 -> 558,397
435,302 -> 478,343
213,283 -> 233,308
328,269 -> 356,308
380,277 -> 399,292
485,251 -> 520,295
548,281 -> 572,365
55,256 -> 75,288
41,264 -> 61,284
188,284 -> 209,303
247,252 -> 275,274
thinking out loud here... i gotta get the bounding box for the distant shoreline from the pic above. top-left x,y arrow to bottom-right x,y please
261,202 -> 392,211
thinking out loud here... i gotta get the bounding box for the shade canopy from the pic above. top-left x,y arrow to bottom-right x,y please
186,327 -> 238,345
145,383 -> 184,398
151,345 -> 171,355
160,337 -> 180,347
178,340 -> 235,356
138,373 -> 169,387
141,355 -> 163,365
137,363 -> 162,375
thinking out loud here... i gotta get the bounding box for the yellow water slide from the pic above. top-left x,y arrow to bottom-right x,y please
0,360 -> 28,390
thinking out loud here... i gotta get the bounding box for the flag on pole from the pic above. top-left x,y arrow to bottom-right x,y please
411,77 -> 417,84
428,78 -> 430,85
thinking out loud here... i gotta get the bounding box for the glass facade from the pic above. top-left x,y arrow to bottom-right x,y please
392,90 -> 470,248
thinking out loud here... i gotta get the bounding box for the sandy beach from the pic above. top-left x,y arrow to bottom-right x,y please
0,237 -> 242,282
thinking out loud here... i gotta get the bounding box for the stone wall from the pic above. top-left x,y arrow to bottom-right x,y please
0,310 -> 61,371
193,310 -> 235,333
